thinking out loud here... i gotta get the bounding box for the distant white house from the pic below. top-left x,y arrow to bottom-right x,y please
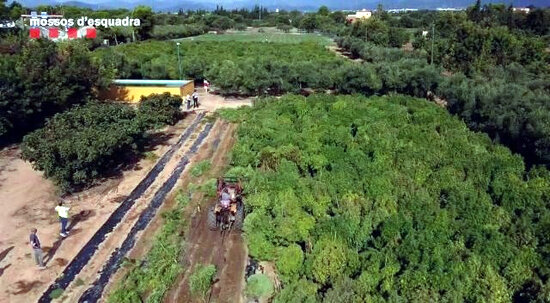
346,9 -> 372,23
387,8 -> 418,13
512,7 -> 531,13
435,8 -> 463,11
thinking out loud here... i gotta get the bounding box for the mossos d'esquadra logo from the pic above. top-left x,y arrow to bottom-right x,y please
25,11 -> 141,39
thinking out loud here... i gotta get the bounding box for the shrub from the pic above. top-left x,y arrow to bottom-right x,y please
189,264 -> 217,299
21,95 -> 183,191
21,102 -> 143,191
245,274 -> 274,300
190,160 -> 211,177
49,288 -> 63,299
137,93 -> 182,128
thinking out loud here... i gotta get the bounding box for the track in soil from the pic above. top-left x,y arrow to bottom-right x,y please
38,113 -> 206,303
166,123 -> 247,303
78,122 -> 214,302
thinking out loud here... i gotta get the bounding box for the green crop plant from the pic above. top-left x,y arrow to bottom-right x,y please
221,94 -> 550,302
189,264 -> 217,300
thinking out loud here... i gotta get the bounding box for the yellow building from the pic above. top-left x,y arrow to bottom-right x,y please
99,79 -> 195,103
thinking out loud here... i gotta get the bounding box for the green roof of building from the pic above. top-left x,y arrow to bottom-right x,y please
113,79 -> 193,87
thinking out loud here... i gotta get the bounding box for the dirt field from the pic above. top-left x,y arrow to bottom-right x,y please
0,89 -> 251,303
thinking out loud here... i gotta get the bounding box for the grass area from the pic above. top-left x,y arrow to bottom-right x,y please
178,28 -> 334,46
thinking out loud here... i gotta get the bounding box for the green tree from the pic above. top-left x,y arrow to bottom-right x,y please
276,244 -> 304,282
388,27 -> 409,47
468,0 -> 482,22
20,102 -> 143,191
245,274 -> 274,300
273,279 -> 318,303
8,1 -> 23,20
299,14 -> 318,33
525,9 -> 549,35
317,6 -> 330,16
1,39 -> 103,143
308,237 -> 350,285
0,0 -> 7,19
133,6 -> 154,40
137,92 -> 182,128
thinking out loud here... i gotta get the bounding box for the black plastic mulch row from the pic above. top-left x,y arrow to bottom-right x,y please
38,113 -> 205,303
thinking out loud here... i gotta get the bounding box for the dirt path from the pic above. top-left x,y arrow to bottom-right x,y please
186,87 -> 253,113
164,121 -> 247,303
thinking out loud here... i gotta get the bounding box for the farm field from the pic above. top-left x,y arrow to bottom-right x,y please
215,94 -> 550,302
94,37 -> 349,96
0,90 -> 252,302
177,28 -> 334,45
1,2 -> 549,303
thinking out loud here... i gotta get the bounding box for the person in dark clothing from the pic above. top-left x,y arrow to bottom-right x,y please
29,228 -> 45,269
192,90 -> 199,108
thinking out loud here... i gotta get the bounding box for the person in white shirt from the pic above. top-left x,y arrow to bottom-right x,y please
204,79 -> 210,93
185,94 -> 191,110
55,201 -> 70,237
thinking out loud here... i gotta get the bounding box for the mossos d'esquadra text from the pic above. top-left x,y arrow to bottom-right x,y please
29,17 -> 141,28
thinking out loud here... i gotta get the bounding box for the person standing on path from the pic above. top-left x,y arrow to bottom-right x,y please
185,94 -> 191,110
192,90 -> 199,108
204,79 -> 210,94
55,201 -> 70,237
29,228 -> 45,269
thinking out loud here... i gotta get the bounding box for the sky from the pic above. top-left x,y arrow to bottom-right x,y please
10,0 -> 548,11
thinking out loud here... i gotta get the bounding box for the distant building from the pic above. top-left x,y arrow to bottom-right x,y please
512,7 -> 531,13
99,79 -> 195,103
346,9 -> 372,23
387,8 -> 418,13
436,8 -> 463,11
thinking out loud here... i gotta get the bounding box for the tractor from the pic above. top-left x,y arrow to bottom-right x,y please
208,177 -> 244,231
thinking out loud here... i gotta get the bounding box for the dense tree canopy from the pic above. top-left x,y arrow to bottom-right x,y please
20,93 -> 183,191
221,94 -> 550,302
0,39 -> 104,144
